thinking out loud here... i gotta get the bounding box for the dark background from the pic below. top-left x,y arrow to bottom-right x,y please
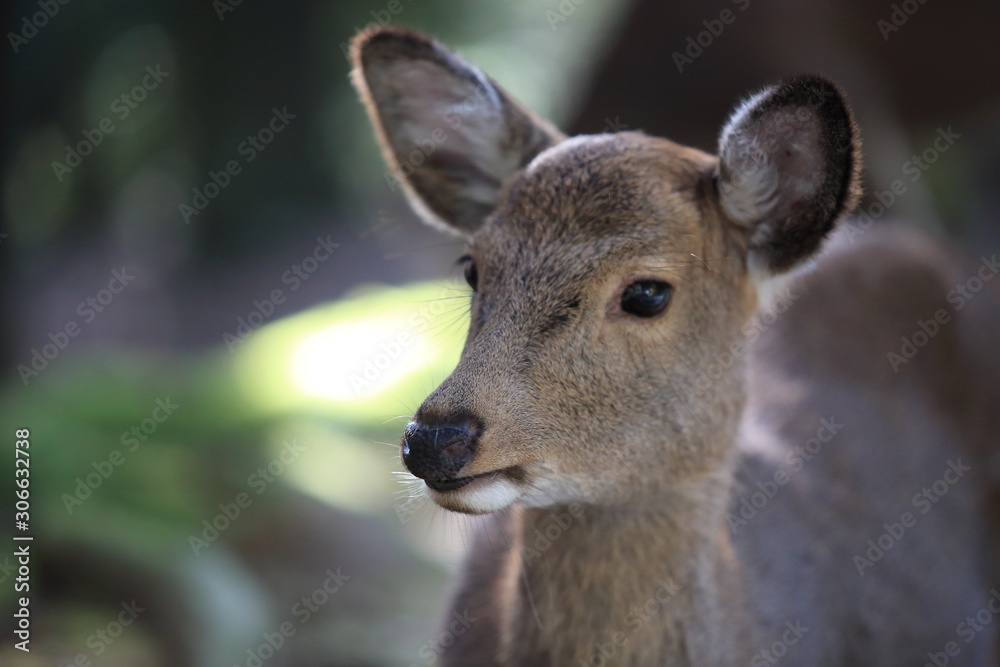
2,0 -> 997,664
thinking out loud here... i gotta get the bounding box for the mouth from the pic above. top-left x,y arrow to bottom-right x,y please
419,466 -> 528,514
423,469 -> 502,493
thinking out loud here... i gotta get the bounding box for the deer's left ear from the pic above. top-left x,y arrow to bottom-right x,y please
717,76 -> 862,275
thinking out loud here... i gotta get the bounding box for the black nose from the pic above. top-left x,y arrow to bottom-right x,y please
402,421 -> 476,484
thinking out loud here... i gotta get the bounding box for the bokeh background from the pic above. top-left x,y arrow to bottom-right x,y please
2,1 -> 998,665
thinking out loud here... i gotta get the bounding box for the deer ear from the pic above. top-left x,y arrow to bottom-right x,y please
717,76 -> 862,275
350,27 -> 565,237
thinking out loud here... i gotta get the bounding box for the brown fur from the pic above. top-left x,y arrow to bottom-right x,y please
350,27 -> 1000,666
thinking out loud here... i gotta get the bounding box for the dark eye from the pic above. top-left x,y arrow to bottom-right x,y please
459,256 -> 478,291
621,280 -> 673,318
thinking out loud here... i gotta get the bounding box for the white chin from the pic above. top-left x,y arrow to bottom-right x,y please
428,475 -> 522,514
515,476 -> 580,508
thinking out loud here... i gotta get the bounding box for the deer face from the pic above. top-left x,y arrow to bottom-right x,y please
351,28 -> 860,514
406,134 -> 755,513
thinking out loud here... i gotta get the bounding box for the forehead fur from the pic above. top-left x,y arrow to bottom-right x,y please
479,132 -> 719,252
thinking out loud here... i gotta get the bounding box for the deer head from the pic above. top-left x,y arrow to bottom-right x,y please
351,27 -> 861,515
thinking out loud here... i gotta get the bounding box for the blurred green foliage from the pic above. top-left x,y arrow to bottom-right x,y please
1,0 -> 630,663
1,279 -> 470,665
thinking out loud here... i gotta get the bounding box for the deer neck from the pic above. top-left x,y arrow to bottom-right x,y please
503,469 -> 750,666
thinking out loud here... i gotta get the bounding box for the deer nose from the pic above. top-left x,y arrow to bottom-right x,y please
402,420 -> 477,483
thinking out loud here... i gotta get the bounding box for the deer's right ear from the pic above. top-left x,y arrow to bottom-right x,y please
717,76 -> 862,276
350,27 -> 565,237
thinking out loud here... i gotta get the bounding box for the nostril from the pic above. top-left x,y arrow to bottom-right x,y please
401,421 -> 477,481
442,439 -> 469,459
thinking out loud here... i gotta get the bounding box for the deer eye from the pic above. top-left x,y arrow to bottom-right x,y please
459,256 -> 478,291
621,280 -> 672,318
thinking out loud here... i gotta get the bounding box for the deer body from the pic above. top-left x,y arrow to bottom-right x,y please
351,27 -> 1000,665
443,225 -> 998,667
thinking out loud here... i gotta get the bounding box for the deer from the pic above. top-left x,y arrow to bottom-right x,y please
350,26 -> 1000,666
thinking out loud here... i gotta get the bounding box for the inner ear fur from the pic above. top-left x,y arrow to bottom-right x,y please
350,27 -> 564,236
718,76 -> 862,274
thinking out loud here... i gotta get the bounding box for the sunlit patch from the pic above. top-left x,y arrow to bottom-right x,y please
231,280 -> 466,422
291,315 -> 436,402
